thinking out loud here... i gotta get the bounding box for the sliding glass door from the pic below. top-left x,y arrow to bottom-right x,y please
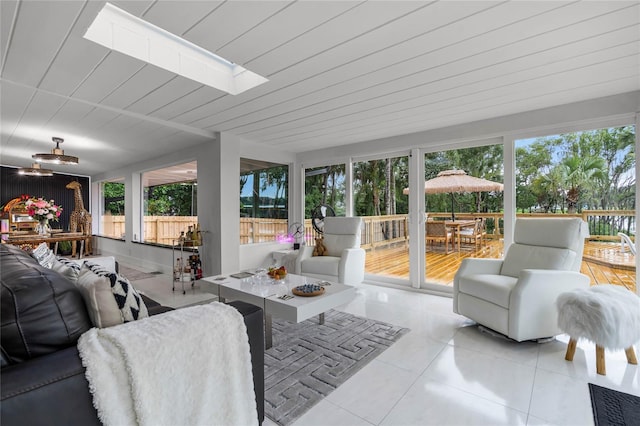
353,154 -> 410,282
422,144 -> 504,289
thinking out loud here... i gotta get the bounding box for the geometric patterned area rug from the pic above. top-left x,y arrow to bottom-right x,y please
589,383 -> 640,426
265,310 -> 409,426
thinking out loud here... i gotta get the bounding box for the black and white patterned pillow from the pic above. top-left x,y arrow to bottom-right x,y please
31,242 -> 50,260
84,262 -> 149,323
32,243 -> 56,269
52,256 -> 82,283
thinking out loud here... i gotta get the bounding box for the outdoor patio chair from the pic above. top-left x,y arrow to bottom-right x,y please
459,218 -> 486,249
426,221 -> 453,254
295,217 -> 365,285
453,217 -> 590,342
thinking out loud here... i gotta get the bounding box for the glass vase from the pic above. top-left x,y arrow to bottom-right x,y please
35,219 -> 51,236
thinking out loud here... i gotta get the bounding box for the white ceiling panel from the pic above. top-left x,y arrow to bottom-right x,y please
142,1 -> 224,37
216,0 -> 361,65
0,0 -> 19,67
227,33 -> 640,136
245,1 -> 428,76
211,4 -> 640,135
75,107 -> 120,132
48,100 -> 96,128
270,71 -> 640,149
183,1 -> 292,55
149,85 -> 224,121
0,0 -> 638,176
126,76 -> 201,115
2,0 -> 85,86
100,66 -> 176,110
191,1 -> 497,129
71,53 -> 145,102
0,81 -> 36,132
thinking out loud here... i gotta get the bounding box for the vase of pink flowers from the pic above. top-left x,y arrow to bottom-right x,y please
25,197 -> 62,236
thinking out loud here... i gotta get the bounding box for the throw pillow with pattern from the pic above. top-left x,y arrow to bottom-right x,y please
32,243 -> 56,269
52,256 -> 82,284
76,262 -> 149,328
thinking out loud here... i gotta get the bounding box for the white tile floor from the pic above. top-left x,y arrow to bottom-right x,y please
128,268 -> 639,426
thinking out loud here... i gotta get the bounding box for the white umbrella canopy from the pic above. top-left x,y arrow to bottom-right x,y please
415,169 -> 503,194
403,169 -> 504,220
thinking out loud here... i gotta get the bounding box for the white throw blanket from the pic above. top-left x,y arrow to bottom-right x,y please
77,302 -> 258,426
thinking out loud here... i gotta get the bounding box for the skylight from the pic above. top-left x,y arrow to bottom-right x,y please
83,2 -> 268,95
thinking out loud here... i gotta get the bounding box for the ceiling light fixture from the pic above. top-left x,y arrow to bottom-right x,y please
17,163 -> 54,176
83,2 -> 268,95
32,137 -> 79,165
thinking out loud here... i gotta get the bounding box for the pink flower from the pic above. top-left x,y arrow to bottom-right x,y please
25,197 -> 62,223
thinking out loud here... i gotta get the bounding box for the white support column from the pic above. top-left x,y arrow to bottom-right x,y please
131,173 -> 141,242
503,136 -> 516,251
197,132 -> 241,276
408,148 -> 423,288
291,161 -> 303,225
345,160 -> 353,216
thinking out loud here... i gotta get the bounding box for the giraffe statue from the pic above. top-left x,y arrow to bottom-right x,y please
66,181 -> 92,256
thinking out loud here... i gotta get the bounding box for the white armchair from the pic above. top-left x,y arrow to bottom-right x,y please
295,217 -> 365,285
453,218 -> 590,342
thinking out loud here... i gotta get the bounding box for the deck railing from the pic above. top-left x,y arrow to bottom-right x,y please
100,210 -> 635,247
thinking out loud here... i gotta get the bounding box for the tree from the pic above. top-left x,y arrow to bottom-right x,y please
560,155 -> 606,213
516,142 -> 552,212
304,165 -> 346,217
103,182 -> 125,214
145,183 -> 196,216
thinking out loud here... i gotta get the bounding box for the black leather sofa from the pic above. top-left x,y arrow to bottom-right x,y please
0,243 -> 264,425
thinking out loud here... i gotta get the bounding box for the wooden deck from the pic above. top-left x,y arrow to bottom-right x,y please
365,240 -> 636,292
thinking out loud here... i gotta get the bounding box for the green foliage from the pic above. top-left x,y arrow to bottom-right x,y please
57,240 -> 71,253
305,165 -> 346,217
353,157 -> 409,217
103,182 -> 124,215
516,126 -> 635,213
144,183 -> 197,216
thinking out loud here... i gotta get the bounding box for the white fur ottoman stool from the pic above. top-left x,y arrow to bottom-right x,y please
556,285 -> 640,375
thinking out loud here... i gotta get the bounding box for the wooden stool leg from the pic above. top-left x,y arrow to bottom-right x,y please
625,347 -> 637,365
596,345 -> 606,375
565,338 -> 577,361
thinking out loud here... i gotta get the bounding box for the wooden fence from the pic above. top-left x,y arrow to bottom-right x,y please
101,216 -> 198,245
101,209 -> 635,247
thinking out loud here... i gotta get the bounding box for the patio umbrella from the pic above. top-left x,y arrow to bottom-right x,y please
403,169 -> 504,220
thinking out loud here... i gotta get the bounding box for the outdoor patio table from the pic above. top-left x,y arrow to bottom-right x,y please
445,220 -> 476,252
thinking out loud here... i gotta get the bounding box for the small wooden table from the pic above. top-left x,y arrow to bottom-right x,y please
444,220 -> 476,252
4,233 -> 89,258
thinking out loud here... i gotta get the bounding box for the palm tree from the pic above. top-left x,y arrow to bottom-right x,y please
561,156 -> 606,213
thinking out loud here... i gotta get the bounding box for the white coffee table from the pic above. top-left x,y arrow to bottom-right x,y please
201,272 -> 356,348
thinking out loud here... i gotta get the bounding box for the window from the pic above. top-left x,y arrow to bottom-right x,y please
240,158 -> 288,244
515,126 -> 636,287
142,161 -> 198,245
353,155 -> 409,280
99,178 -> 125,239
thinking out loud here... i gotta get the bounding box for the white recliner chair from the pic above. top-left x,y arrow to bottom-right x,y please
453,218 -> 590,342
295,217 -> 365,285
